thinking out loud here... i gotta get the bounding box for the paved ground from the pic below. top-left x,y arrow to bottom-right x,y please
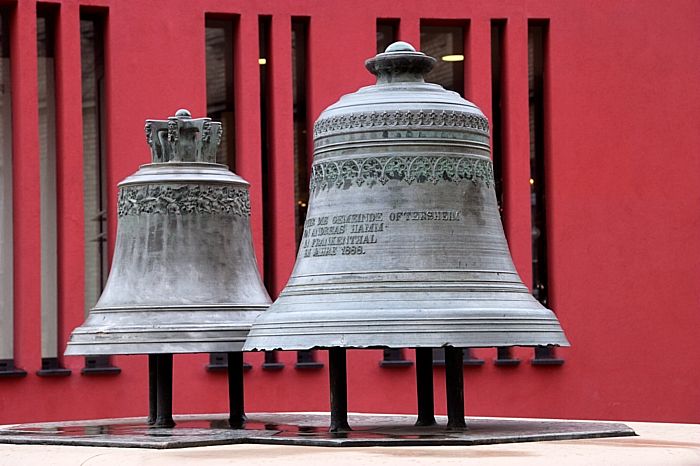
0,413 -> 636,448
0,416 -> 697,465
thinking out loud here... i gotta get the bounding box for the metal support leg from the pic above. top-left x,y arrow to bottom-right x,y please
328,348 -> 350,432
445,347 -> 466,429
154,353 -> 175,428
228,351 -> 245,429
147,355 -> 157,425
415,347 -> 436,426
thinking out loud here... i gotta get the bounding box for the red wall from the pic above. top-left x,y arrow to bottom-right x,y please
0,0 -> 698,425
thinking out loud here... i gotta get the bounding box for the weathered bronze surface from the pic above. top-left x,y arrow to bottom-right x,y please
66,109 -> 270,356
244,42 -> 569,351
0,413 -> 635,449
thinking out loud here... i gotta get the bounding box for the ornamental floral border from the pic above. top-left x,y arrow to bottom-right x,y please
313,110 -> 490,139
118,184 -> 250,217
309,155 -> 494,193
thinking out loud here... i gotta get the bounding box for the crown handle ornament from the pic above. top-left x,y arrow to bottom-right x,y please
144,109 -> 223,164
365,41 -> 436,84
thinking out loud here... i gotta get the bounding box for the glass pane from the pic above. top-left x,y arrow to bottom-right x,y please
491,20 -> 505,217
528,24 -> 547,306
376,20 -> 398,53
81,18 -> 108,315
205,20 -> 235,168
420,26 -> 464,94
292,19 -> 309,247
38,13 -> 58,360
0,11 -> 14,360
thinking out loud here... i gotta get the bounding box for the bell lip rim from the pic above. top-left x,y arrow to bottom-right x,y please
64,328 -> 254,356
87,303 -> 270,312
64,344 -> 248,357
242,342 -> 571,352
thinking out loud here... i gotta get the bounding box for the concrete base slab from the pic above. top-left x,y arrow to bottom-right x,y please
0,412 -> 634,448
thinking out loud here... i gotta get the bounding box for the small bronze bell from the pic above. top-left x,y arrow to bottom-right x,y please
244,43 -> 569,431
66,109 -> 270,428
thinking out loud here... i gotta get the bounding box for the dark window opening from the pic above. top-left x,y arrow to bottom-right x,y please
376,19 -> 398,53
80,12 -> 119,375
204,16 -> 240,372
205,17 -> 236,169
490,20 -> 519,366
420,25 -> 465,95
292,17 -> 309,247
0,9 -> 23,377
259,15 -> 273,293
528,21 -> 562,365
257,15 -> 284,371
291,18 -> 321,370
490,20 -> 505,218
36,7 -> 69,377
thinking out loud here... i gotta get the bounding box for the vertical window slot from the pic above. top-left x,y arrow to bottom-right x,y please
420,24 -> 465,95
528,21 -> 562,365
291,17 -> 321,370
204,16 -> 240,371
258,15 -> 285,371
376,19 -> 399,53
292,17 -> 309,247
205,17 -> 236,169
0,8 -> 24,377
80,12 -> 119,374
491,20 -> 519,366
37,7 -> 69,376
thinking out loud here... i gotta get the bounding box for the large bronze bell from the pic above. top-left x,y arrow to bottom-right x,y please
66,109 -> 270,427
244,43 -> 569,430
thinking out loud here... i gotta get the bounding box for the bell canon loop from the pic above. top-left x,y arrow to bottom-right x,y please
244,43 -> 569,351
66,109 -> 271,356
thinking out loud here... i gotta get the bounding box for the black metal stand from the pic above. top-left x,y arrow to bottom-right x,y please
228,351 -> 246,429
147,355 -> 157,425
328,348 -> 350,432
152,353 -> 175,428
445,347 -> 466,429
415,347 -> 436,426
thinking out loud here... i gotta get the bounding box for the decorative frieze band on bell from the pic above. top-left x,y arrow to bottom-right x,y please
144,108 -> 223,163
117,184 -> 251,218
308,155 -> 495,192
312,109 -> 490,139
